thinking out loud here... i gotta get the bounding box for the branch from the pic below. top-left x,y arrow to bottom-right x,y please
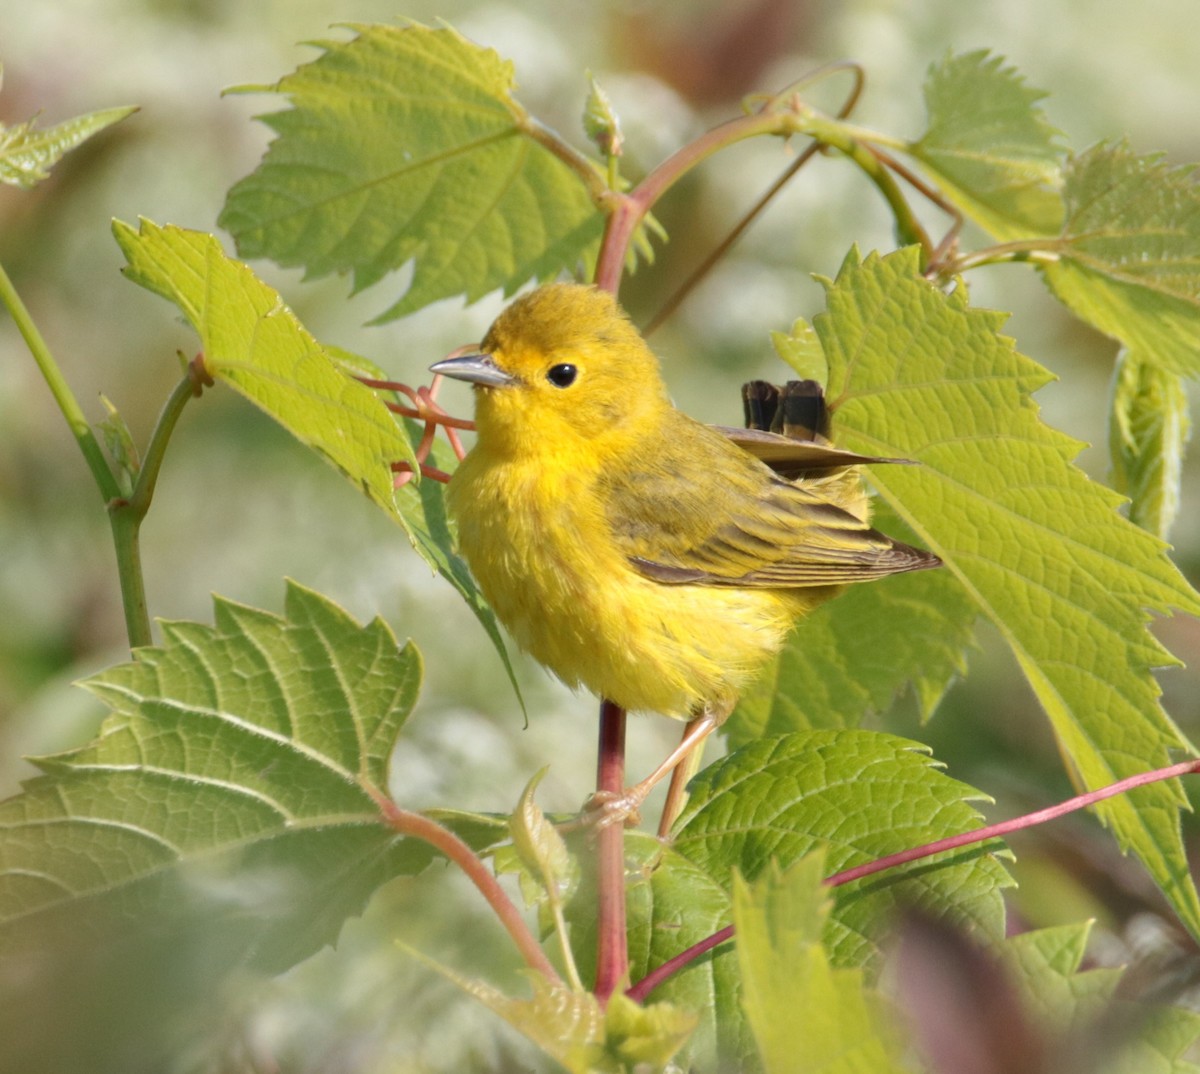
0,259 -> 120,502
367,786 -> 561,984
644,62 -> 867,334
593,699 -> 629,1002
626,758 -> 1200,1002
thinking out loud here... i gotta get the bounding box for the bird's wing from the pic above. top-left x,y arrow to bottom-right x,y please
602,415 -> 939,589
711,425 -> 912,480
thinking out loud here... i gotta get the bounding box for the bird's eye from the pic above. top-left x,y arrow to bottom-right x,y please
546,363 -> 578,388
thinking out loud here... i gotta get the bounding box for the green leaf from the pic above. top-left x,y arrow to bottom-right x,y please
598,992 -> 698,1072
1002,924 -> 1200,1073
0,582 -> 427,971
497,770 -> 581,984
674,730 -> 1011,970
734,324 -> 977,740
220,22 -> 606,322
583,73 -> 624,159
114,218 -> 415,507
729,510 -> 976,741
1041,142 -> 1200,377
0,84 -> 137,190
818,247 -> 1200,935
97,394 -> 141,497
909,50 -> 1064,239
504,769 -> 577,911
771,316 -> 829,384
1110,349 -> 1192,539
113,218 -> 521,706
567,833 -> 751,1071
418,961 -> 694,1074
733,855 -> 908,1074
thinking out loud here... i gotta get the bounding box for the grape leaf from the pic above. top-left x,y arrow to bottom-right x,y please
731,327 -> 977,740
1041,142 -> 1200,377
674,730 -> 1011,970
567,833 -> 751,1072
0,65 -> 136,190
418,959 -> 694,1074
1002,924 -> 1200,1073
1110,350 -> 1191,539
0,582 -> 428,971
114,219 -> 520,705
771,317 -> 828,384
818,247 -> 1200,935
220,22 -> 606,322
728,510 -> 976,743
733,855 -> 908,1074
909,50 -> 1064,239
114,218 -> 414,506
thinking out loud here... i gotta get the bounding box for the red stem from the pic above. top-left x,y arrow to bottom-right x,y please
593,108 -> 805,294
593,699 -> 629,1002
826,758 -> 1200,888
626,758 -> 1200,1002
366,787 -> 560,983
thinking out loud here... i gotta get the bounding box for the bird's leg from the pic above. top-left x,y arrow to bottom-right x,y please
585,710 -> 720,831
656,714 -> 711,839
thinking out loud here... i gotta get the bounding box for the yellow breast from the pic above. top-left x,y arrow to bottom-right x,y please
447,450 -> 813,719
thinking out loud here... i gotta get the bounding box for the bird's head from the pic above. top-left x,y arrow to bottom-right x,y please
431,283 -> 671,462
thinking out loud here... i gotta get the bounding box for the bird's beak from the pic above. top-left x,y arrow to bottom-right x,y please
429,352 -> 517,388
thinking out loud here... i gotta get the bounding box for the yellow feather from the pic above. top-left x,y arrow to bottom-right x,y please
434,283 -> 938,722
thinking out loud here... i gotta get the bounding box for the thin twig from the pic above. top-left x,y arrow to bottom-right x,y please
626,758 -> 1200,1001
644,62 -> 866,336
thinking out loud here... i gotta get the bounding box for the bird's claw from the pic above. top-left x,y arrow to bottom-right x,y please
582,789 -> 644,830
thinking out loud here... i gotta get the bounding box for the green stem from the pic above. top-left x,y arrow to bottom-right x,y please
940,240 -> 1063,276
106,360 -> 208,650
130,359 -> 207,514
797,111 -> 933,256
644,65 -> 867,335
108,509 -> 152,649
519,114 -> 617,209
0,260 -> 121,502
595,98 -> 935,291
0,258 -> 157,648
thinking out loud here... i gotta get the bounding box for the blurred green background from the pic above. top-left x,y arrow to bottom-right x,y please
3,1 -> 1199,1071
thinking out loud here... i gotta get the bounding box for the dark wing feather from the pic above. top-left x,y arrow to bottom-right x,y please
603,412 -> 939,589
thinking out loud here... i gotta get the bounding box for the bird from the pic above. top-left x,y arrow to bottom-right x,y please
430,282 -> 939,830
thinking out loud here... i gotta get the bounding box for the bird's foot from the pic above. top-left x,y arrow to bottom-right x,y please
580,788 -> 645,830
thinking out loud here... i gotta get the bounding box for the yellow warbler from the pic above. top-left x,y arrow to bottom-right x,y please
431,283 -> 938,818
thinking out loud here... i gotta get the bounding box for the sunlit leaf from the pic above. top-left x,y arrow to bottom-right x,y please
0,82 -> 136,190
818,247 -> 1200,935
421,960 -> 694,1074
733,856 -> 908,1074
909,50 -> 1064,238
771,316 -> 828,384
114,218 -> 414,508
114,218 -> 520,703
220,22 -> 606,321
1110,349 -> 1191,539
674,730 -> 1011,969
1042,142 -> 1200,377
